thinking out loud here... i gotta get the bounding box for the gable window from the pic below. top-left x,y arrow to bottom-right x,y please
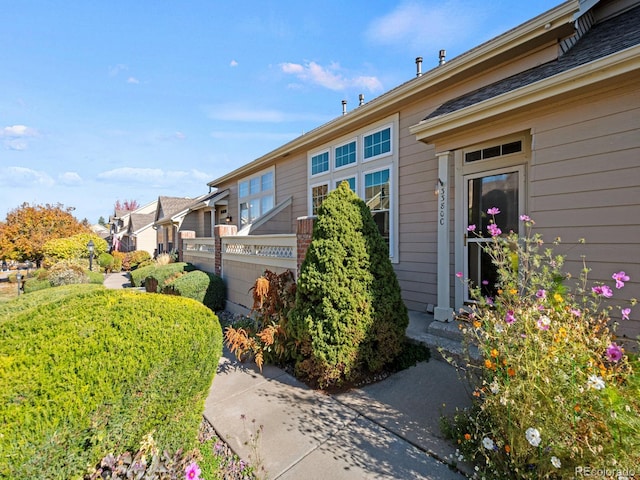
306,115 -> 399,261
311,151 -> 329,175
364,127 -> 391,160
335,140 -> 356,169
238,168 -> 275,227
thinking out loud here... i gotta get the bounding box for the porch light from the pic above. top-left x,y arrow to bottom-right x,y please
16,271 -> 23,296
434,178 -> 444,197
225,215 -> 233,224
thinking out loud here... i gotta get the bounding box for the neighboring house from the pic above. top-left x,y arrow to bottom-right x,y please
203,0 -> 640,341
109,201 -> 157,254
154,190 -> 229,255
121,213 -> 156,257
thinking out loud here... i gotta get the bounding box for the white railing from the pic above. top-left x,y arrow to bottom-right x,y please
182,234 -> 297,270
222,234 -> 296,269
183,237 -> 216,254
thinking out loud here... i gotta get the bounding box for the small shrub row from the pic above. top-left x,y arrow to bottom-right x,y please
129,262 -> 195,290
164,270 -> 226,312
0,286 -> 223,478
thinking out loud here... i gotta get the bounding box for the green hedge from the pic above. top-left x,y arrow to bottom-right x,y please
164,270 -> 226,312
0,286 -> 223,479
129,262 -> 195,291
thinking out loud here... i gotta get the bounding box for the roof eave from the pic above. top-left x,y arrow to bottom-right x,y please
409,45 -> 640,144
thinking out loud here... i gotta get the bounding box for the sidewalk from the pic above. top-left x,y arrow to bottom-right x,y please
204,348 -> 472,479
104,273 -> 473,478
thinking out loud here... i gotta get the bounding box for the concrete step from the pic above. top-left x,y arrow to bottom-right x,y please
407,311 -> 480,365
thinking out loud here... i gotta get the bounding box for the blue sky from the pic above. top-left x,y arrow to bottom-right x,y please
1,0 -> 560,223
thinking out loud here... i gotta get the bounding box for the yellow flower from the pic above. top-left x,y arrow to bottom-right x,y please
473,320 -> 481,329
484,359 -> 496,370
497,289 -> 503,295
554,293 -> 563,302
490,348 -> 499,358
509,288 -> 518,295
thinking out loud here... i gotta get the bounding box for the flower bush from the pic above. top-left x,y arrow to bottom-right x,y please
444,209 -> 639,478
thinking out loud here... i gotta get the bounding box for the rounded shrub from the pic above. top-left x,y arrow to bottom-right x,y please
48,260 -> 88,286
111,250 -> 125,272
164,270 -> 226,312
97,252 -> 115,272
289,181 -> 409,388
0,286 -> 223,479
123,250 -> 152,271
130,262 -> 195,291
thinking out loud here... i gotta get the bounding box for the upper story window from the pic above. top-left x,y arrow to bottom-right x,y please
364,127 -> 391,160
335,140 -> 356,169
306,115 -> 399,261
311,151 -> 329,175
238,168 -> 275,227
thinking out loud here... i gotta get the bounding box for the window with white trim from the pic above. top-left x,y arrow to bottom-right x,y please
238,168 -> 275,227
306,115 -> 398,261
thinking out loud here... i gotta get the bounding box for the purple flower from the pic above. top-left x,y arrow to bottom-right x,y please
606,343 -> 623,363
592,285 -> 613,298
519,214 -> 531,222
612,271 -> 630,289
486,296 -> 494,305
467,224 -> 476,232
505,310 -> 516,324
487,207 -> 501,215
622,308 -> 631,320
487,223 -> 502,237
536,289 -> 546,299
482,279 -> 489,286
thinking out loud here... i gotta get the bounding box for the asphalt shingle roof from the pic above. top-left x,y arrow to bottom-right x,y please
426,5 -> 640,120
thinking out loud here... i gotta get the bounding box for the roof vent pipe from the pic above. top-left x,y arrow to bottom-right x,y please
359,93 -> 365,106
439,49 -> 446,66
415,56 -> 423,77
342,99 -> 347,115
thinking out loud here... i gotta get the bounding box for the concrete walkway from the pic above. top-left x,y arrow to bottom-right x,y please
104,272 -> 473,479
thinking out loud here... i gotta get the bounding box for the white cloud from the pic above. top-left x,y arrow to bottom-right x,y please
108,64 -> 128,77
0,166 -> 54,187
1,125 -> 38,138
156,131 -> 186,141
58,172 -> 83,185
230,60 -> 239,67
1,125 -> 38,150
364,0 -> 484,52
279,61 -> 383,93
127,77 -> 140,84
97,167 -> 211,187
203,104 -> 329,124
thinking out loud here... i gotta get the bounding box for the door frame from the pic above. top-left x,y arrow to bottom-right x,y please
455,161 -> 526,309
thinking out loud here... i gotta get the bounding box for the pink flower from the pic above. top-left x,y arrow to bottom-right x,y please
467,224 -> 477,232
486,296 -> 494,305
456,271 -> 463,278
570,308 -> 582,317
592,285 -> 613,298
519,214 -> 531,222
505,310 -> 516,324
537,315 -> 551,331
536,289 -> 546,299
621,308 -> 631,320
487,207 -> 501,215
605,343 -> 623,363
487,223 -> 502,237
612,271 -> 630,289
185,462 -> 201,480
482,280 -> 489,286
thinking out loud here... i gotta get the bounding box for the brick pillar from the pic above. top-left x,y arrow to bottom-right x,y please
214,225 -> 237,277
296,216 -> 316,279
178,230 -> 195,262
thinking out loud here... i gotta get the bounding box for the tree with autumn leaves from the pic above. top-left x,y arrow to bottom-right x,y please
0,203 -> 90,266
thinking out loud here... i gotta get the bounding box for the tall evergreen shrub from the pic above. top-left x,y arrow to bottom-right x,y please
289,182 -> 408,387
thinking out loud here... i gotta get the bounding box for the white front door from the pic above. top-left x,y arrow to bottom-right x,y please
462,166 -> 524,302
